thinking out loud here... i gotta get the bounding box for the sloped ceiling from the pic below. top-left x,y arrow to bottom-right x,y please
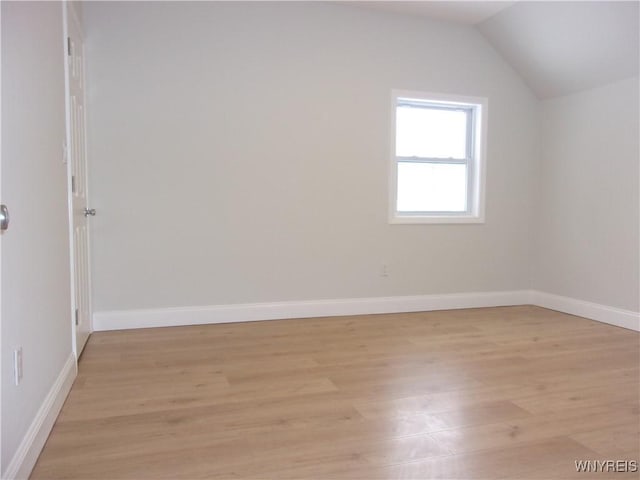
478,1 -> 639,99
345,1 -> 516,24
346,1 -> 639,99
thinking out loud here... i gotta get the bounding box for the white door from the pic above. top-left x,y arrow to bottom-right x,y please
66,5 -> 92,356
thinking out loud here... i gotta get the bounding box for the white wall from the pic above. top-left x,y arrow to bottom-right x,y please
1,1 -> 73,475
83,2 -> 539,313
533,77 -> 640,312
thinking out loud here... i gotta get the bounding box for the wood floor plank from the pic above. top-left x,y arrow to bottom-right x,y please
31,306 -> 639,479
570,423 -> 640,457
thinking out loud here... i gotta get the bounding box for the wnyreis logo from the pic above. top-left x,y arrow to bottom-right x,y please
575,460 -> 638,473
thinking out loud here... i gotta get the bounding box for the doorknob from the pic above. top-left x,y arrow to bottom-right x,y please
0,204 -> 9,231
83,208 -> 96,217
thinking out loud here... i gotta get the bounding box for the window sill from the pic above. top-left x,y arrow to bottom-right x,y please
389,214 -> 485,225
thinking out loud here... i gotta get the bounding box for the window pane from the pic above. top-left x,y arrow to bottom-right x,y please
397,162 -> 467,212
396,105 -> 467,158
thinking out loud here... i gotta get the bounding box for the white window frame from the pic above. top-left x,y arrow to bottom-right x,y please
389,90 -> 488,224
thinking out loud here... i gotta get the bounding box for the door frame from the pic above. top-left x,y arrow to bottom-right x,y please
63,1 -> 93,359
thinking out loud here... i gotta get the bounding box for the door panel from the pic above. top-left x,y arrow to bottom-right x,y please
66,5 -> 91,356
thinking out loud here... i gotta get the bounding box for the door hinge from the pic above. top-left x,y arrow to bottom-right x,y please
71,175 -> 76,194
67,37 -> 72,56
75,308 -> 79,326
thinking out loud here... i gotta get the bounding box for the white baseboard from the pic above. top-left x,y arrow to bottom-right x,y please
93,290 -> 640,333
93,290 -> 531,331
531,291 -> 640,332
3,353 -> 76,480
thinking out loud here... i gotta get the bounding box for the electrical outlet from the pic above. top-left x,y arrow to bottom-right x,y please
381,264 -> 389,277
14,347 -> 23,385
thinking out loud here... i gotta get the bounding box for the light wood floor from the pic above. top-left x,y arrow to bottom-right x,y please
32,306 -> 639,479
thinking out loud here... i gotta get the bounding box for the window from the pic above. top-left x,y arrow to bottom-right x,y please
390,90 -> 487,224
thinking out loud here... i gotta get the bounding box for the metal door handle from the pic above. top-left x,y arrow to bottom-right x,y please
0,204 -> 9,231
83,208 -> 96,217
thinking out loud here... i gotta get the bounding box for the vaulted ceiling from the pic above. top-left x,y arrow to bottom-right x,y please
347,1 -> 516,24
347,1 -> 640,99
